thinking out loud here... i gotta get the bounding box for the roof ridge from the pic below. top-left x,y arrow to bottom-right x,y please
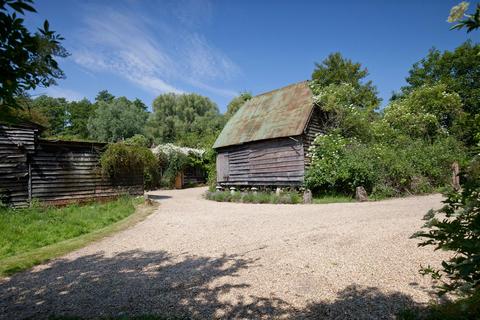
253,80 -> 309,99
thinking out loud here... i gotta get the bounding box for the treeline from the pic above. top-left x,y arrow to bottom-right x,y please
7,89 -> 252,149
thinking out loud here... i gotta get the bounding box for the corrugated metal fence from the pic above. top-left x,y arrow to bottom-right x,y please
0,125 -> 143,207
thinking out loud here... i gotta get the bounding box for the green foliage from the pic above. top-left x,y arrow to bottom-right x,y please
402,42 -> 480,145
383,84 -> 463,140
88,96 -> 148,142
305,133 -> 466,197
412,156 -> 480,296
0,196 -> 140,260
312,52 -> 381,110
146,93 -> 224,148
310,82 -> 377,140
153,144 -> 205,188
205,190 -> 302,204
224,92 -> 252,120
0,0 -> 68,109
125,134 -> 150,148
100,143 -> 159,189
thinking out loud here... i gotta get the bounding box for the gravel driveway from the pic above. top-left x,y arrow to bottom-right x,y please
0,187 -> 447,319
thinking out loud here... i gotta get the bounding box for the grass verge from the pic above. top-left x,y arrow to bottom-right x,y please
312,194 -> 354,204
0,197 -> 158,276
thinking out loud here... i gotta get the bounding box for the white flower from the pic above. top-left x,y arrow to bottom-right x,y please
447,1 -> 469,22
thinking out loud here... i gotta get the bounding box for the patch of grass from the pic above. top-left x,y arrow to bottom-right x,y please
0,197 -> 157,276
205,190 -> 302,204
312,194 -> 354,204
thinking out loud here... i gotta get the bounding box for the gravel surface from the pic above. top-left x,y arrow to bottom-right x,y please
0,187 -> 447,319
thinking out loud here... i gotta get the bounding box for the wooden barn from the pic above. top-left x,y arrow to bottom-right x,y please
0,123 -> 143,207
213,81 -> 322,187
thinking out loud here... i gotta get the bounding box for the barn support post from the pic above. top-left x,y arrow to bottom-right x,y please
27,161 -> 32,205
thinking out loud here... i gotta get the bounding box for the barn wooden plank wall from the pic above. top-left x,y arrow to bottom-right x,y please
0,125 -> 143,207
0,126 -> 37,207
217,137 -> 305,186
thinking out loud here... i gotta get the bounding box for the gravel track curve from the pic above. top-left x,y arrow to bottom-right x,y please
0,187 -> 447,319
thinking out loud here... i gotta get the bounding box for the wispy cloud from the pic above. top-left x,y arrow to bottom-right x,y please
40,87 -> 85,101
71,1 -> 239,99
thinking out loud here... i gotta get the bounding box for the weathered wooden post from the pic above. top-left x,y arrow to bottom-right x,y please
452,161 -> 460,190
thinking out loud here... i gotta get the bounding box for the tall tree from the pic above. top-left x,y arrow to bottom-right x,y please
146,93 -> 223,147
95,90 -> 115,103
0,0 -> 68,110
312,52 -> 380,110
65,98 -> 96,138
87,96 -> 148,142
402,42 -> 480,145
224,92 -> 252,120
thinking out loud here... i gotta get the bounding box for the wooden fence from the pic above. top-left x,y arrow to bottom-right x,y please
0,125 -> 143,207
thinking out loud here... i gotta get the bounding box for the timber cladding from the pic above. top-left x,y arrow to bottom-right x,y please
216,137 -> 305,186
0,125 -> 143,207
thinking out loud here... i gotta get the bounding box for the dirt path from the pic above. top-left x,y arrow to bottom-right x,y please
0,187 -> 446,319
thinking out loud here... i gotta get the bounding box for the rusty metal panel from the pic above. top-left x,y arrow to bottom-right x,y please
213,81 -> 314,149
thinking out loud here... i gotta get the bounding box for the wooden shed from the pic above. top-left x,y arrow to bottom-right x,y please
213,81 -> 322,187
0,123 -> 144,207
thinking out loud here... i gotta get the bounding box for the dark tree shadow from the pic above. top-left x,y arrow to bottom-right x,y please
295,285 -> 425,320
0,250 -> 293,319
0,250 -> 427,319
146,194 -> 172,201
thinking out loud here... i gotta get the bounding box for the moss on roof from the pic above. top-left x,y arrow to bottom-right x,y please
213,81 -> 314,149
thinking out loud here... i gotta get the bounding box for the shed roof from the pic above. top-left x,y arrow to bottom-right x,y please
213,81 -> 314,149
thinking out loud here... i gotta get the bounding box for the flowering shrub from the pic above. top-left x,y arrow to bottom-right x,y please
151,143 -> 205,188
305,133 -> 465,197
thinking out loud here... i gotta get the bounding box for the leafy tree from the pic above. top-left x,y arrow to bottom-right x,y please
95,90 -> 114,103
448,1 -> 480,32
383,84 -> 463,140
27,95 -> 69,135
402,42 -> 480,145
0,0 -> 68,109
65,98 -> 96,138
87,96 -> 148,142
224,92 -> 252,120
310,82 -> 377,141
312,52 -> 380,109
146,93 -> 223,147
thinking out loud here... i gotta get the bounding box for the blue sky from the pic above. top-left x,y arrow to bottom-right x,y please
28,0 -> 477,112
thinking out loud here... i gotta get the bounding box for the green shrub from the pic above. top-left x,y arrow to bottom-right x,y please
412,156 -> 480,296
305,133 -> 466,197
124,134 -> 150,147
100,143 -> 159,190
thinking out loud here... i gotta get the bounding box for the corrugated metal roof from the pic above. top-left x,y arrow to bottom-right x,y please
213,81 -> 314,149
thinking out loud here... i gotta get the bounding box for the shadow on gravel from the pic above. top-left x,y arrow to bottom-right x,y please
0,250 -> 423,319
146,194 -> 172,201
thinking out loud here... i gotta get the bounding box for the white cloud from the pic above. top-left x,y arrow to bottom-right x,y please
71,2 -> 239,98
41,87 -> 85,101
